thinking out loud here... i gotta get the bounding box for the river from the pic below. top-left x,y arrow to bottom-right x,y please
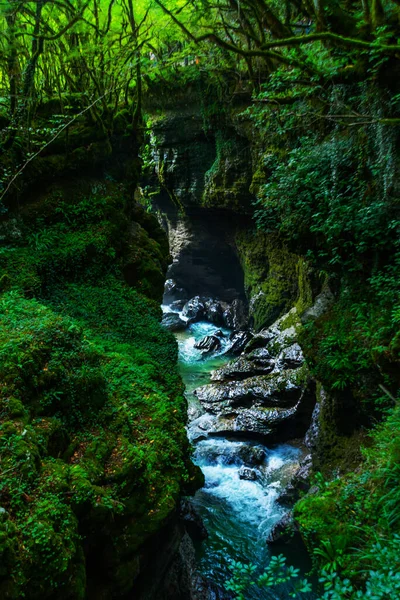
163,308 -> 311,598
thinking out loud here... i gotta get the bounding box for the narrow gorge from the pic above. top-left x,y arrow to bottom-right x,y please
1,1 -> 400,599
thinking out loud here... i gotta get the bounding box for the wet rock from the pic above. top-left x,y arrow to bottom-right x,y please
276,454 -> 312,506
204,299 -> 224,325
276,343 -> 304,370
162,313 -> 188,332
170,299 -> 188,311
247,347 -> 272,360
243,328 -> 276,354
189,399 -> 312,442
239,466 -> 258,481
194,335 -> 222,354
188,414 -> 218,442
276,483 -> 299,507
191,372 -> 315,441
210,356 -> 274,383
266,512 -> 297,545
225,330 -> 253,355
180,499 -> 208,541
187,401 -> 205,423
196,371 -> 308,412
293,454 -> 313,489
223,299 -> 248,330
237,445 -> 266,466
182,297 -> 207,321
164,278 -> 188,303
214,330 -> 225,338
244,308 -> 298,354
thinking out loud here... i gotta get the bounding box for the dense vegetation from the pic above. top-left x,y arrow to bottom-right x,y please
0,0 -> 400,598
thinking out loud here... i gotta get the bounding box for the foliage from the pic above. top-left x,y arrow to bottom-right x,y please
0,180 -> 199,598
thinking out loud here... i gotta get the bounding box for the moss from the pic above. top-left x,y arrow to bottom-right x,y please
0,177 -> 195,598
236,230 -> 298,330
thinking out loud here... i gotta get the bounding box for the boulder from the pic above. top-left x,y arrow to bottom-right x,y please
239,466 -> 258,481
225,330 -> 253,355
164,278 -> 188,303
210,356 -> 274,383
180,499 -> 208,541
223,299 -> 248,330
276,454 -> 312,506
301,287 -> 334,324
237,444 -> 266,466
266,512 -> 297,545
214,330 -> 225,338
196,371 -> 309,412
194,335 -> 222,354
162,313 -> 188,332
204,299 -> 224,325
182,297 -> 207,321
276,343 -> 304,370
170,299 -> 188,311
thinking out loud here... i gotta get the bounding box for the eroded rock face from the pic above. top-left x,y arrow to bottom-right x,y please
266,512 -> 297,545
162,313 -> 188,332
223,299 -> 248,330
194,335 -> 222,354
225,330 -> 253,355
180,500 -> 209,542
182,297 -> 207,321
189,309 -> 316,442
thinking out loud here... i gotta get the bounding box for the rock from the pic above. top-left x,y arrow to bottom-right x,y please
225,330 -> 253,355
170,299 -> 188,311
293,454 -> 312,490
266,512 -> 297,545
192,370 -> 316,441
196,371 -> 309,412
187,401 -> 205,423
243,328 -> 276,353
247,347 -> 272,360
244,308 -> 298,354
182,297 -> 207,321
276,483 -> 299,507
180,499 -> 208,541
204,299 -> 224,325
276,343 -> 304,370
305,400 -> 321,451
194,335 -> 222,354
164,278 -> 188,303
162,313 -> 188,332
276,454 -> 312,506
188,414 -> 218,442
301,287 -> 334,324
214,330 -> 225,338
223,299 -> 248,330
237,445 -> 266,466
210,356 -> 274,382
239,466 -> 258,481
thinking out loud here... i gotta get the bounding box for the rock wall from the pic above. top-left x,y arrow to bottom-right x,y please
145,99 -> 317,330
0,116 -> 204,600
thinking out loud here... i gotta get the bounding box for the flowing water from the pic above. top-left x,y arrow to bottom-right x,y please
163,307 -> 310,598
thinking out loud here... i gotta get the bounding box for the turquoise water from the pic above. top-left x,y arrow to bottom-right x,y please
164,308 -> 312,598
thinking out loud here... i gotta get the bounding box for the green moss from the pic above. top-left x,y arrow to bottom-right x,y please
295,402 -> 400,582
236,230 -> 308,330
0,179 -> 195,598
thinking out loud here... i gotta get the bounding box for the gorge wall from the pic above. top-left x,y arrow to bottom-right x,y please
144,86 -> 392,498
0,111 -> 204,600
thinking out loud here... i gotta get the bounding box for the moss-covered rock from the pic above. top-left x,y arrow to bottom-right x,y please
235,230 -> 314,331
0,159 -> 199,598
